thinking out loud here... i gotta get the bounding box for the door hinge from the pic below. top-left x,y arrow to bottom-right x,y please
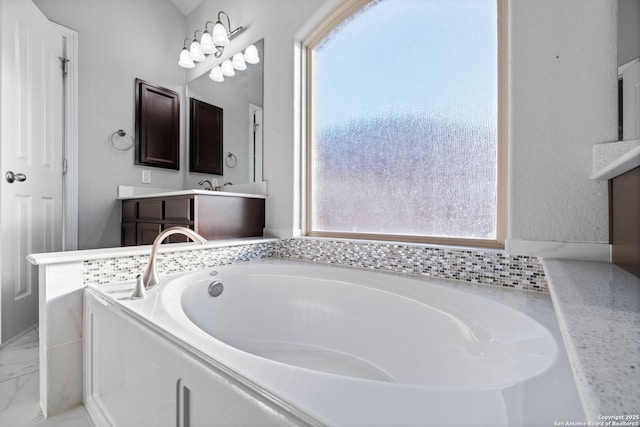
59,57 -> 69,76
62,159 -> 68,174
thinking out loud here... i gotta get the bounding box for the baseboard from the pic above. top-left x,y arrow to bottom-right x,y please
263,228 -> 302,239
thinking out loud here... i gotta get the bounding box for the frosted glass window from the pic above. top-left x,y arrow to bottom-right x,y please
308,0 -> 499,242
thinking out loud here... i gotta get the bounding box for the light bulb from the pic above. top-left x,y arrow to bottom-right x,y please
244,44 -> 260,64
189,40 -> 206,62
200,31 -> 215,54
221,60 -> 235,76
211,22 -> 228,46
178,48 -> 195,68
231,52 -> 246,71
209,66 -> 224,82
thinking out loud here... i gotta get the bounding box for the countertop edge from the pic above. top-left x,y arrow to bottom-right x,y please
541,258 -> 640,420
27,237 -> 279,266
117,189 -> 267,200
591,140 -> 640,181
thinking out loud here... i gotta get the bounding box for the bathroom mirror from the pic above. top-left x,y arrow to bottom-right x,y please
618,0 -> 640,141
186,39 -> 264,184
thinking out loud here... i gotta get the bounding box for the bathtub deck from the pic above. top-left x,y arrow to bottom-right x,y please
543,259 -> 640,421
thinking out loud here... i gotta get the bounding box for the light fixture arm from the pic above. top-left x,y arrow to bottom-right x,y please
217,11 -> 244,41
217,11 -> 231,36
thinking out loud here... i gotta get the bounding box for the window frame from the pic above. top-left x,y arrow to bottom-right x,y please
303,0 -> 508,249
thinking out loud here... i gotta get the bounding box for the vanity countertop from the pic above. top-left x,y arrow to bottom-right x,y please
542,259 -> 640,421
117,188 -> 266,200
591,139 -> 640,180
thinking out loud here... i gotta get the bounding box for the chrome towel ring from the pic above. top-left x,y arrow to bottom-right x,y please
225,152 -> 237,168
110,129 -> 134,151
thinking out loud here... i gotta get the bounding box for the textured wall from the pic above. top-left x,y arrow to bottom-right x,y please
35,0 -> 619,249
199,0 -> 618,246
508,0 -> 616,243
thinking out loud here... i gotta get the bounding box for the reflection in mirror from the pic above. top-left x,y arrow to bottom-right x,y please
187,39 -> 264,183
617,0 -> 640,141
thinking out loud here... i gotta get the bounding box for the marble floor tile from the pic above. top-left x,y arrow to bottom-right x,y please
0,328 -> 93,427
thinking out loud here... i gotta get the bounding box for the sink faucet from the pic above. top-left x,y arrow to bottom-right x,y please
198,179 -> 214,191
141,227 -> 207,291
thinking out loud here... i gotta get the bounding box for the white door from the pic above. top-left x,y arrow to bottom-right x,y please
0,0 -> 64,342
249,104 -> 263,182
622,60 -> 640,141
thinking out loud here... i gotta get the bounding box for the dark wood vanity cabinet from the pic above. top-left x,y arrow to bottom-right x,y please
609,166 -> 640,279
121,194 -> 265,246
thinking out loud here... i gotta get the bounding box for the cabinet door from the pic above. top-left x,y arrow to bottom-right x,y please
610,166 -> 640,278
165,197 -> 192,222
189,99 -> 223,175
121,221 -> 137,246
135,79 -> 180,170
122,200 -> 137,220
138,222 -> 162,245
138,199 -> 163,221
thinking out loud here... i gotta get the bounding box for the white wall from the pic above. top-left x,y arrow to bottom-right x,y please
508,0 -> 616,246
34,0 -> 617,251
34,0 -> 187,249
220,0 -> 616,249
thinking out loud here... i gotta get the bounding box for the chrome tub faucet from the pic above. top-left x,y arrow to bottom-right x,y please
134,227 -> 207,297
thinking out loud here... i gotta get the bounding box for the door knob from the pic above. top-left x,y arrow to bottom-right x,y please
5,171 -> 27,183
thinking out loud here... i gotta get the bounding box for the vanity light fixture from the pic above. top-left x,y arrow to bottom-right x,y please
178,38 -> 195,68
220,59 -> 235,77
199,27 -> 216,55
207,44 -> 260,83
231,52 -> 247,71
209,66 -> 225,82
243,44 -> 260,64
179,11 -> 244,68
189,31 -> 206,62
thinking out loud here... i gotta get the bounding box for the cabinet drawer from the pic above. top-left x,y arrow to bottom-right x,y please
138,199 -> 163,220
164,197 -> 193,222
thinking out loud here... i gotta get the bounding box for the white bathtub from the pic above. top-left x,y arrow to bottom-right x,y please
102,260 -> 584,426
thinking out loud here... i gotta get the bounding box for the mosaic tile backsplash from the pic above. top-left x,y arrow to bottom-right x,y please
83,242 -> 276,285
82,238 -> 547,293
276,238 -> 548,293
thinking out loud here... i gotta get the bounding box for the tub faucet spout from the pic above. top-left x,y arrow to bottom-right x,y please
142,227 -> 207,290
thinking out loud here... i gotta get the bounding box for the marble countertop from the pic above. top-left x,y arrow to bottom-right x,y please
27,237 -> 278,265
591,139 -> 640,180
542,259 -> 640,420
117,188 -> 266,200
